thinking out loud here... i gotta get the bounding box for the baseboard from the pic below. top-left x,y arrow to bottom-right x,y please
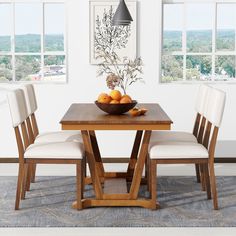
0,157 -> 236,164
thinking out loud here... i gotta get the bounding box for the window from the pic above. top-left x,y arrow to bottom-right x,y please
0,1 -> 66,83
161,0 -> 236,83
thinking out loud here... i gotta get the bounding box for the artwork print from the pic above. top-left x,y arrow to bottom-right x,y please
90,0 -> 137,64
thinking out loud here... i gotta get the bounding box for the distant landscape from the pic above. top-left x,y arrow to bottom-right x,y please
162,29 -> 236,82
0,34 -> 65,82
0,31 -> 235,82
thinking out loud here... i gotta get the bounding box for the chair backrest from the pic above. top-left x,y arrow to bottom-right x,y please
7,89 -> 33,161
21,84 -> 38,115
193,85 -> 211,137
205,87 -> 226,128
195,84 -> 211,115
197,86 -> 226,157
7,89 -> 28,128
21,84 -> 39,138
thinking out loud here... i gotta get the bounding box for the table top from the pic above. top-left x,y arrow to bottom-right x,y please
60,103 -> 173,127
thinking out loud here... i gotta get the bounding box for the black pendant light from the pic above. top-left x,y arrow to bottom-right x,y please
112,0 -> 133,26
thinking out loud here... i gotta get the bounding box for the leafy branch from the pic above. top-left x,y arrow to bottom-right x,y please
95,6 -> 143,94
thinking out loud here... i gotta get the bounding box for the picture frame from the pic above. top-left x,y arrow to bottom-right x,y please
89,0 -> 137,64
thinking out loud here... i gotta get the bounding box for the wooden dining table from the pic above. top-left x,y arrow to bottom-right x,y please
60,103 -> 172,210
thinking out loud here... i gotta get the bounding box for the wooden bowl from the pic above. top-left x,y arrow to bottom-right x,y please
95,100 -> 137,115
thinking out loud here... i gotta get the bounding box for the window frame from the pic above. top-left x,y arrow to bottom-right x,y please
0,0 -> 68,84
161,0 -> 236,83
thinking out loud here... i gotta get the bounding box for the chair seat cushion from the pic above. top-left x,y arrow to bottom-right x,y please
25,142 -> 84,159
149,142 -> 208,159
35,131 -> 82,143
150,131 -> 197,143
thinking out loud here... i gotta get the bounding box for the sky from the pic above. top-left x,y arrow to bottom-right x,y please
164,3 -> 236,31
0,2 -> 235,36
0,3 -> 65,36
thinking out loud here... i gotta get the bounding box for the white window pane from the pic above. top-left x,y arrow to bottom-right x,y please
44,4 -> 65,52
186,4 -> 213,53
162,55 -> 183,82
186,56 -> 212,81
217,4 -> 236,51
15,3 -> 41,52
216,56 -> 235,81
163,4 -> 183,52
16,56 -> 41,81
43,55 -> 66,82
0,4 -> 12,52
0,56 -> 12,81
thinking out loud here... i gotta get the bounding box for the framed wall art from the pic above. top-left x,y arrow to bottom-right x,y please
89,0 -> 137,64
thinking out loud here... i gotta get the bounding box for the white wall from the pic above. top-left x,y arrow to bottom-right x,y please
0,0 -> 236,175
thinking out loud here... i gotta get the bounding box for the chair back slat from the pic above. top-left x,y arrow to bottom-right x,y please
205,88 -> 226,128
202,121 -> 212,149
197,116 -> 206,144
26,117 -> 34,144
20,122 -> 30,150
31,113 -> 39,138
192,113 -> 201,137
14,127 -> 25,163
7,89 -> 28,128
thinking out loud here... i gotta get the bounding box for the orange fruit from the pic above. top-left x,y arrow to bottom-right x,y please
110,100 -> 120,104
129,108 -> 141,116
129,107 -> 148,116
121,94 -> 132,101
140,108 -> 148,115
98,93 -> 112,104
120,96 -> 132,104
110,90 -> 122,101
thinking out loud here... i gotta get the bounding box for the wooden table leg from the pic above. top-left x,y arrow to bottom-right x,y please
73,130 -> 161,210
76,161 -> 82,210
89,131 -> 105,178
150,160 -> 160,210
129,131 -> 152,199
127,131 -> 143,178
81,130 -> 103,199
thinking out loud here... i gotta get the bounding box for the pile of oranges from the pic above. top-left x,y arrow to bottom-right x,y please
97,90 -> 133,104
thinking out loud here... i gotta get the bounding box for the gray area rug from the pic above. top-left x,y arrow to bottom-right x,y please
0,176 -> 236,227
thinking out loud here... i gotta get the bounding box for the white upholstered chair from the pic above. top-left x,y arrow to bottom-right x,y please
7,89 -> 84,210
21,84 -> 83,183
150,85 -> 210,143
22,84 -> 82,143
150,85 -> 211,183
149,86 -> 226,210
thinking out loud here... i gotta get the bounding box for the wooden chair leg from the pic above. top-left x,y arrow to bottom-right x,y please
146,154 -> 151,192
81,158 -> 85,198
149,158 -> 152,193
21,164 -> 28,200
150,160 -> 157,210
76,161 -> 83,210
26,164 -> 32,191
209,162 -> 218,210
204,163 -> 211,200
15,163 -> 25,210
195,164 -> 201,183
83,156 -> 87,178
31,164 -> 36,183
200,164 -> 206,191
145,154 -> 148,179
